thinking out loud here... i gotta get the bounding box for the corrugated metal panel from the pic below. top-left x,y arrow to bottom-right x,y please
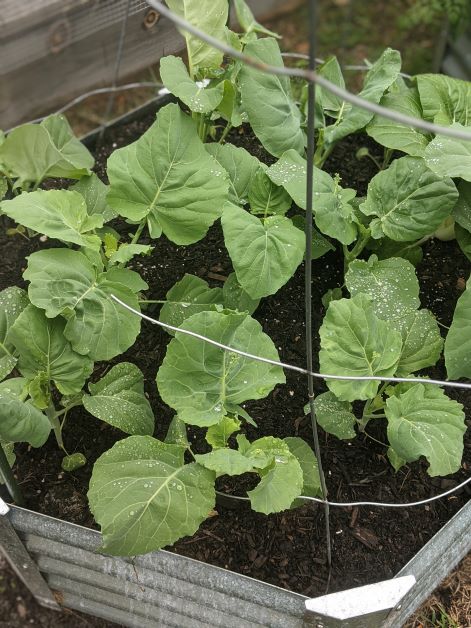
8,505 -> 306,628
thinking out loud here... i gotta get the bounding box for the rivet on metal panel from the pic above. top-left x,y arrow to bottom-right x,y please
48,19 -> 71,54
143,9 -> 161,29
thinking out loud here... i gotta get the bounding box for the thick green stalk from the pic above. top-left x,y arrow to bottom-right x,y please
46,403 -> 65,452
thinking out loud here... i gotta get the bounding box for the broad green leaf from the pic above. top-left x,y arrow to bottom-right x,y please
0,378 -> 27,399
453,181 -> 471,232
424,124 -> 471,181
157,310 -> 285,427
88,436 -> 215,555
284,437 -> 322,503
445,278 -> 471,379
312,392 -> 357,439
321,287 -> 343,309
366,88 -> 430,157
160,274 -> 223,336
24,249 -> 142,361
216,79 -> 246,127
366,237 -> 424,266
106,267 -> 148,294
324,49 -> 402,145
317,56 -> 346,115
291,215 -> 335,261
0,393 -> 50,447
387,447 -> 406,472
8,305 -> 93,396
417,74 -> 471,126
205,143 -> 259,205
107,104 -> 228,244
394,310 -> 443,377
319,294 -> 402,401
360,156 -> 458,241
160,56 -> 224,113
28,372 -> 50,410
0,115 -> 93,188
0,287 -> 29,382
108,244 -> 153,266
0,190 -> 102,249
0,441 -> 15,478
71,174 -> 116,223
165,416 -> 189,447
267,150 -> 358,245
205,416 -> 240,449
239,38 -> 305,158
83,363 -> 154,436
195,448 -> 256,476
221,205 -> 305,299
222,273 -> 259,314
166,0 -> 228,74
346,256 -> 420,321
233,0 -> 280,38
246,437 -> 303,514
385,384 -> 465,476
248,168 -> 292,216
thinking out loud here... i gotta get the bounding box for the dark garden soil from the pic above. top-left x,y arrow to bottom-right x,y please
1,102 -> 470,624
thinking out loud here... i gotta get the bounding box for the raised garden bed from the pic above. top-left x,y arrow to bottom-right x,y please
1,3 -> 471,625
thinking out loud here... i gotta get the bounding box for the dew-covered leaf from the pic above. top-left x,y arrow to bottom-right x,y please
205,416 -> 240,449
0,392 -> 50,447
0,190 -> 102,249
160,56 -> 224,113
291,215 -> 335,261
424,125 -> 471,182
195,448 -> 256,476
88,436 -> 215,555
205,143 -> 259,206
366,88 -> 430,157
83,363 -> 154,435
71,173 -> 116,223
453,181 -> 471,232
24,248 -> 142,361
360,156 -> 458,241
222,273 -> 259,314
248,168 -> 292,216
267,150 -> 358,245
385,384 -> 465,476
8,305 -> 93,395
107,104 -> 228,245
221,204 -> 305,298
319,294 -> 402,401
445,278 -> 471,379
165,416 -> 189,447
239,38 -> 305,158
0,287 -> 29,382
246,437 -> 303,514
311,392 -> 357,439
160,274 -> 223,336
157,310 -> 285,427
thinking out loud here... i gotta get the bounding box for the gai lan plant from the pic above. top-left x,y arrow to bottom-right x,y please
0,0 -> 470,556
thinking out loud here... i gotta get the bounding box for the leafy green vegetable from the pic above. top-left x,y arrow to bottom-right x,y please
424,124 -> 471,181
107,104 -> 228,244
83,363 -> 154,435
71,173 -> 116,223
24,249 -> 144,361
319,294 -> 402,401
0,392 -> 50,447
157,310 -> 285,426
312,392 -> 357,439
284,437 -> 321,502
205,416 -> 240,448
248,167 -> 292,216
445,278 -> 471,379
205,143 -> 259,206
239,38 -> 305,157
8,304 -> 93,397
385,384 -> 465,476
416,73 -> 471,126
0,287 -> 29,382
160,56 -> 224,113
233,0 -> 280,38
221,204 -> 305,298
222,273 -> 260,314
88,436 -> 215,555
107,244 -> 153,266
1,190 -> 103,249
360,156 -> 458,241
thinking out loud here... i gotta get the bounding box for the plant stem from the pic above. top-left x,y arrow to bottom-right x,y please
219,122 -> 233,143
382,147 -> 393,170
138,299 -> 166,304
0,445 -> 25,506
130,219 -> 147,246
46,402 -> 66,452
344,228 -> 371,267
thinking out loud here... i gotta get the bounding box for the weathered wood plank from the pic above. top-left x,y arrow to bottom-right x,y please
0,0 -> 302,129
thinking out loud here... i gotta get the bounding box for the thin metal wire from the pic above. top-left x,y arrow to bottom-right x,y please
111,295 -> 471,391
146,0 -> 471,141
216,473 -> 471,508
304,0 -> 332,571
